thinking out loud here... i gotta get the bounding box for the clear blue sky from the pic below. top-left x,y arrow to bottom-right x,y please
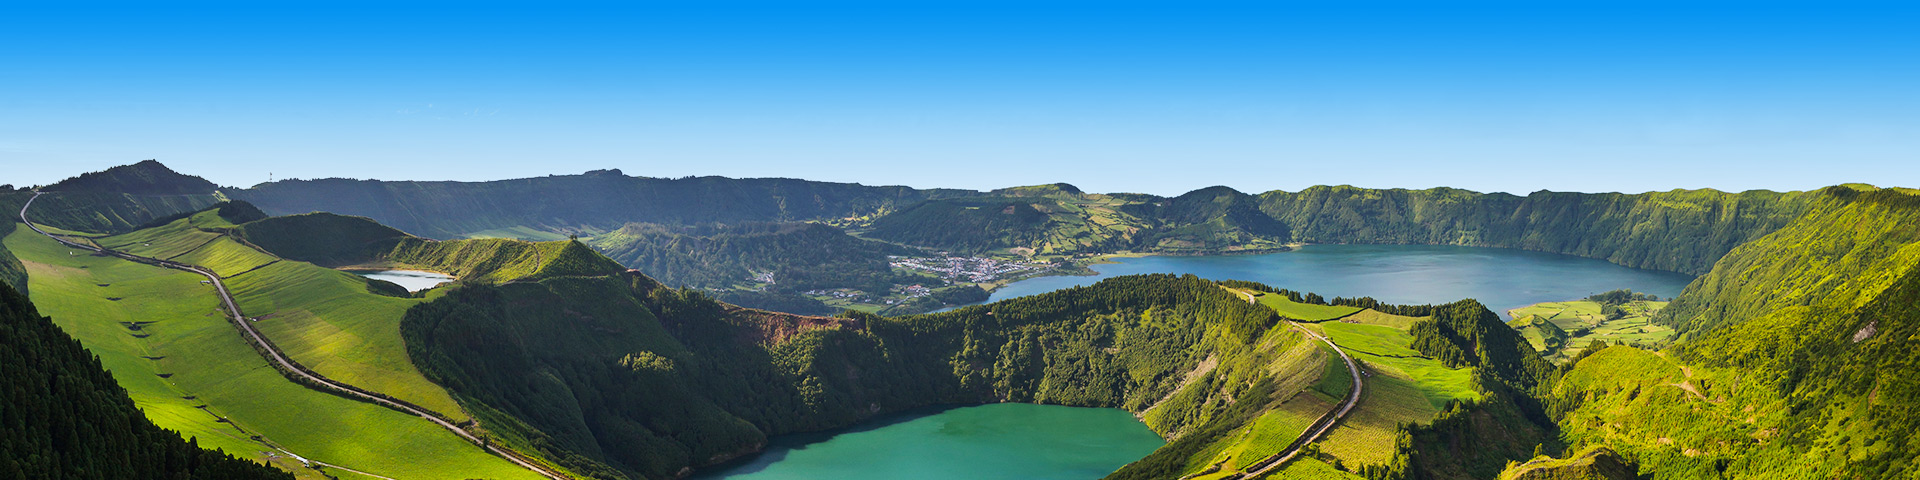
4,1 -> 1915,195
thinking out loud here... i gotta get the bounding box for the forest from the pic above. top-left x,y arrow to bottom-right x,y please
0,285 -> 290,479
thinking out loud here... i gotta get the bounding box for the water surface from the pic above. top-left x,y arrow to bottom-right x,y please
981,245 -> 1696,315
703,245 -> 1696,479
692,404 -> 1164,480
355,270 -> 454,292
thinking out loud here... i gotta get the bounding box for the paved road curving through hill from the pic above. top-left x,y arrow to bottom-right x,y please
1225,288 -> 1365,479
20,192 -> 567,480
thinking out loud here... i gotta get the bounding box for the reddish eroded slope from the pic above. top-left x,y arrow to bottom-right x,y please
722,305 -> 863,345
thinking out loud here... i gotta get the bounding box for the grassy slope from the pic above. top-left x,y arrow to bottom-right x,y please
227,260 -> 466,419
172,236 -> 283,277
1258,186 -> 1813,275
0,283 -> 291,480
1174,286 -> 1482,476
0,190 -> 227,235
1552,347 -> 1782,479
382,237 -> 623,283
1554,186 -> 1920,479
1508,299 -> 1671,360
462,225 -> 572,241
1161,328 -> 1330,479
1497,446 -> 1638,480
1254,292 -> 1363,321
1659,185 -> 1920,337
104,212 -> 469,418
1310,321 -> 1480,468
4,227 -> 541,480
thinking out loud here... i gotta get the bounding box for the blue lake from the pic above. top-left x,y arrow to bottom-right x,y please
980,244 -> 1696,316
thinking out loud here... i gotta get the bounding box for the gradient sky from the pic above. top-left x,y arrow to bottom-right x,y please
4,1 -> 1916,195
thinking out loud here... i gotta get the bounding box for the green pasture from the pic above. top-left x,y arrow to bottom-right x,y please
460,225 -> 571,242
1507,299 -> 1674,360
6,228 -> 542,480
1255,293 -> 1363,321
227,260 -> 466,420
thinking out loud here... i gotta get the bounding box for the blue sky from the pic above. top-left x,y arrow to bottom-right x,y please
3,1 -> 1915,195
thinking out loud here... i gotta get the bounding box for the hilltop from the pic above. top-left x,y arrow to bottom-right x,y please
43,159 -> 219,195
233,211 -> 625,283
228,170 -> 980,239
1540,185 -> 1920,478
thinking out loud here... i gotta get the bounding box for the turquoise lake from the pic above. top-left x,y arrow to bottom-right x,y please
691,404 -> 1165,480
698,245 -> 1697,479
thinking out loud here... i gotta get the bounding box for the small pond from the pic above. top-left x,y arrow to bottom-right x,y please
355,270 -> 454,292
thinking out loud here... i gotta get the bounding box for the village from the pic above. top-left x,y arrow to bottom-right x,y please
888,255 -> 1052,283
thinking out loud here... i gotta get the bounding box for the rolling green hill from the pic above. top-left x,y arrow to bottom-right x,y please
217,160 -> 1818,276
590,223 -> 912,289
402,273 -> 1295,479
3,219 -> 546,480
395,262 -> 1557,480
1541,185 -> 1920,479
585,221 -> 925,314
863,197 -> 1085,253
228,168 -> 980,239
1256,185 -> 1812,275
233,211 -> 626,284
231,212 -> 415,265
21,161 -> 1920,480
0,284 -> 292,480
1127,186 -> 1292,254
42,159 -> 220,195
0,161 -> 227,235
1497,447 -> 1638,480
0,191 -> 225,235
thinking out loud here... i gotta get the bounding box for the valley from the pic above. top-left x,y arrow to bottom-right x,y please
1,161 -> 1916,480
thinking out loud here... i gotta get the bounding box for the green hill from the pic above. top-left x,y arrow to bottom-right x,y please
0,161 -> 229,235
1,191 -> 224,235
42,159 -> 219,195
0,285 -> 291,480
234,211 -> 626,284
232,212 -> 413,265
384,237 -> 624,283
1257,185 -> 1812,275
586,222 -> 920,315
1129,186 -> 1292,253
588,222 -> 913,291
8,205 -> 553,479
397,268 -> 1556,480
863,197 -> 1073,253
203,160 -> 1829,275
1498,447 -> 1639,480
228,169 -> 979,239
990,183 -> 1085,197
223,168 -> 1816,276
1547,185 -> 1920,479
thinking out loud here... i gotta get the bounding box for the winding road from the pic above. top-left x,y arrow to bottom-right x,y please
20,192 -> 567,480
1226,288 -> 1365,479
